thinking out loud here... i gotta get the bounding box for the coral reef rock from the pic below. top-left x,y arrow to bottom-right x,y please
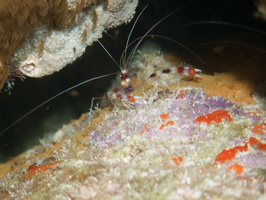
255,0 -> 266,21
1,43 -> 266,199
0,0 -> 138,89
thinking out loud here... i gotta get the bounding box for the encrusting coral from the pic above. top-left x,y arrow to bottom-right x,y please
0,43 -> 265,199
0,0 -> 138,89
255,0 -> 266,21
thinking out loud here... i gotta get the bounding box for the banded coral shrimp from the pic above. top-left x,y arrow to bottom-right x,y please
0,0 -> 265,164
88,0 -> 266,106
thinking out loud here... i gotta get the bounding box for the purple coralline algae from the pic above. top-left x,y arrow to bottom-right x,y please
0,86 -> 266,199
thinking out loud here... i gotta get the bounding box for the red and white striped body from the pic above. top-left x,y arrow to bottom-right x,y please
149,63 -> 202,79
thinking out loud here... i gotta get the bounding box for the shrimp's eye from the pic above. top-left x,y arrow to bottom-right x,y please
120,73 -> 129,81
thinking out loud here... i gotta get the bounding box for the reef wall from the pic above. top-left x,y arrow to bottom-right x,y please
0,42 -> 266,199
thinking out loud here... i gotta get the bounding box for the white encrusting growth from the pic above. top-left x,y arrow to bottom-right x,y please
10,0 -> 138,77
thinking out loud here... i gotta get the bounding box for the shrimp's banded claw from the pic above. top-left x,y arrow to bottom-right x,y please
178,63 -> 202,77
106,88 -> 144,105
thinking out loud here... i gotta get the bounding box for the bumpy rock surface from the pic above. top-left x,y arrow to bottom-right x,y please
0,43 -> 266,199
256,0 -> 266,20
0,0 -> 138,89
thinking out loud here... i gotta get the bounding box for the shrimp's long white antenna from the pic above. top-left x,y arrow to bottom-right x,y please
121,34 -> 206,64
97,5 -> 149,72
98,40 -> 121,71
0,72 -> 118,136
126,0 -> 196,67
149,34 -> 206,64
198,41 -> 266,54
121,5 -> 149,68
180,21 -> 266,36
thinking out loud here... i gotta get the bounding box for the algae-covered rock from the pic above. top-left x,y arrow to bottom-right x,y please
0,43 -> 266,199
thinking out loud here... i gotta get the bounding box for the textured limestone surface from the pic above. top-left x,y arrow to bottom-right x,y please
0,0 -> 138,89
256,0 -> 266,20
0,44 -> 266,199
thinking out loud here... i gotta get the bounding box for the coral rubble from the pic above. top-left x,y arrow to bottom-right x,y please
0,0 -> 138,89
